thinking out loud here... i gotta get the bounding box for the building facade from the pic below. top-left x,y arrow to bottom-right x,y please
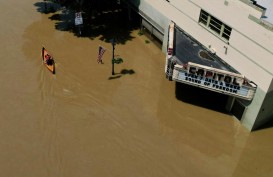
126,0 -> 273,131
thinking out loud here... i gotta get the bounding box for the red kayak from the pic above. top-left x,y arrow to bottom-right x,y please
41,47 -> 55,74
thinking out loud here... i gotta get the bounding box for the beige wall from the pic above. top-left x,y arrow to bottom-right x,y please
134,0 -> 273,130
251,88 -> 273,130
167,0 -> 273,91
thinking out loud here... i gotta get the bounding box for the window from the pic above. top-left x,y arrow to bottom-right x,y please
199,10 -> 232,41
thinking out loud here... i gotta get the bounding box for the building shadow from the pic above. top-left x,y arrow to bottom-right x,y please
34,0 -> 141,45
108,69 -> 135,80
175,82 -> 229,114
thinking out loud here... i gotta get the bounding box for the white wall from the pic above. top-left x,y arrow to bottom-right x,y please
170,0 -> 273,90
138,0 -> 273,92
134,0 -> 273,130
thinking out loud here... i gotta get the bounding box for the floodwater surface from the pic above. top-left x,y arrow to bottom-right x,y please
0,1 -> 273,177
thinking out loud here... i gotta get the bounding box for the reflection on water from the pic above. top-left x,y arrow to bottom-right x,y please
0,0 -> 273,177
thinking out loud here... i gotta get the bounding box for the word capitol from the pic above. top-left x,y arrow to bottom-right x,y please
185,67 -> 243,93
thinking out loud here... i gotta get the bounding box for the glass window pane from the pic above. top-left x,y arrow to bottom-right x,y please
199,10 -> 232,41
222,33 -> 230,40
210,17 -> 222,29
199,17 -> 207,25
199,10 -> 208,25
224,26 -> 232,35
209,24 -> 221,34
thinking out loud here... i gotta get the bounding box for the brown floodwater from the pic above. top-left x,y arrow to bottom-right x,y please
1,1 -> 273,177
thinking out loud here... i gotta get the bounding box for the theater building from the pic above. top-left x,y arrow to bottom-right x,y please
125,0 -> 273,131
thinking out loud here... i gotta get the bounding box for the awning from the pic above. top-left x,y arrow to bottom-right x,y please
174,27 -> 238,73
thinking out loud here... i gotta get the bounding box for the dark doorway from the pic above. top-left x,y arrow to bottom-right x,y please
175,82 -> 229,113
230,99 -> 246,121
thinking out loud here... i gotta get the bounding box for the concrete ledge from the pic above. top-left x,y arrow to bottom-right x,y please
239,0 -> 266,13
249,14 -> 273,31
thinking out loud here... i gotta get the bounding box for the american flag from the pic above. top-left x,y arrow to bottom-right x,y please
97,46 -> 106,63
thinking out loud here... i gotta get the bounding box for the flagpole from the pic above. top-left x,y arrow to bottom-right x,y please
111,38 -> 116,75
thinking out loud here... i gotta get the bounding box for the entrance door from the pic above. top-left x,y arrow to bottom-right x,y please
175,82 -> 229,113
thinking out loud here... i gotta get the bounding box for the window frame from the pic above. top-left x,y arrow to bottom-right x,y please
199,10 -> 232,42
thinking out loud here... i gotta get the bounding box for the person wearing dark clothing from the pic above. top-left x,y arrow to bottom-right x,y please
45,54 -> 53,65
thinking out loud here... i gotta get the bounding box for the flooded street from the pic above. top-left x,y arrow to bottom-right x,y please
1,1 -> 273,177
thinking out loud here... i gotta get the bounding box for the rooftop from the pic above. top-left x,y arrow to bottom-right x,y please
255,0 -> 273,24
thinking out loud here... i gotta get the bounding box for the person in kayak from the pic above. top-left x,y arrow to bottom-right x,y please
45,54 -> 53,65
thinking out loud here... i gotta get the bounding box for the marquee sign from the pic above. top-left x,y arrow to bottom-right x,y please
165,21 -> 257,100
172,62 -> 257,100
